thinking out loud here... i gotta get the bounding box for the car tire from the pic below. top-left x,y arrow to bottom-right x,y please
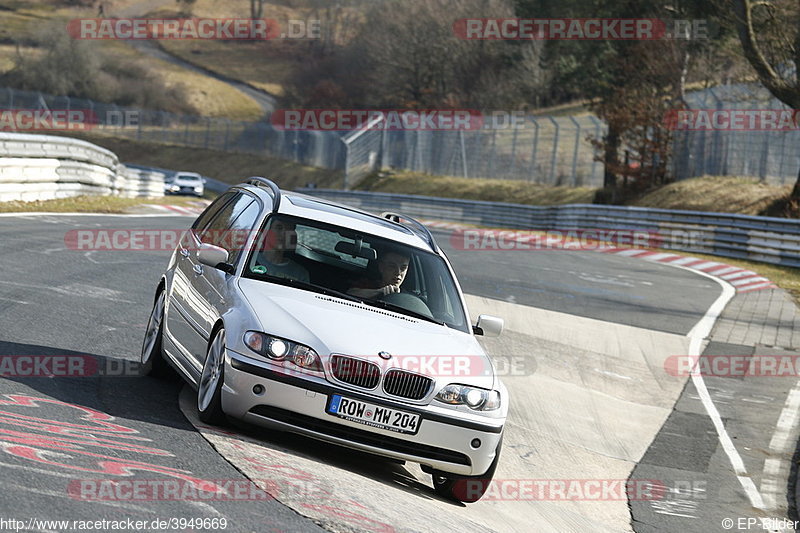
432,435 -> 502,503
140,290 -> 171,378
198,328 -> 227,425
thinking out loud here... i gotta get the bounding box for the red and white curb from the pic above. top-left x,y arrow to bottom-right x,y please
420,220 -> 778,294
149,203 -> 208,216
596,248 -> 777,293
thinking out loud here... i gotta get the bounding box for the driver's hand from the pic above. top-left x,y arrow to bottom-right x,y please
379,285 -> 400,296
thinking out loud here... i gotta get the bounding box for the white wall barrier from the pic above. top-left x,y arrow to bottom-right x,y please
0,132 -> 164,202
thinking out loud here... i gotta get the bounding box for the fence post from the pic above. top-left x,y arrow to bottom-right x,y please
488,127 -> 497,178
778,130 -> 788,184
529,117 -> 539,182
589,115 -> 602,186
343,140 -> 351,190
415,131 -> 422,171
380,120 -> 388,170
569,116 -> 581,185
548,116 -> 559,183
459,129 -> 468,178
509,124 -> 519,179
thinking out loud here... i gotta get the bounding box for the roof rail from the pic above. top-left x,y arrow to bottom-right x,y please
381,212 -> 439,252
246,177 -> 281,211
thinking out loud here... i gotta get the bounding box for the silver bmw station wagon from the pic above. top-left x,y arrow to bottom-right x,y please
141,177 -> 507,502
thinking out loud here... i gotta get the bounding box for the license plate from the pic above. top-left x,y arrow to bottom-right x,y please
326,395 -> 421,435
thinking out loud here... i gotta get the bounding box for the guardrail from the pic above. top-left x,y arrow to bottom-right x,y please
297,189 -> 800,268
0,133 -> 164,201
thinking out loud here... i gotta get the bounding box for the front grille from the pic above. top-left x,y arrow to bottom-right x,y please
331,355 -> 380,389
383,369 -> 433,400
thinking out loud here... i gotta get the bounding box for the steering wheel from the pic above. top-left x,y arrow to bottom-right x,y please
380,291 -> 435,319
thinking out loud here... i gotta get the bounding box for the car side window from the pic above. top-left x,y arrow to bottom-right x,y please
199,193 -> 253,244
221,201 -> 261,265
192,192 -> 236,232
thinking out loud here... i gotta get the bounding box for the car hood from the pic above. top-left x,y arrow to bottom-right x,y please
238,278 -> 494,388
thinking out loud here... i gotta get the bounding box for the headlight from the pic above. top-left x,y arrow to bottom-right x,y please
243,331 -> 322,372
435,384 -> 501,411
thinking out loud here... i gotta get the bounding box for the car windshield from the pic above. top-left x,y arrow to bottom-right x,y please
178,175 -> 201,181
243,214 -> 469,333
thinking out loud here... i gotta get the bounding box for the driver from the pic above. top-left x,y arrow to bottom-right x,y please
347,248 -> 410,299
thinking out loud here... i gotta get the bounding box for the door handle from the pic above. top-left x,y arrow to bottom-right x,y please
180,248 -> 190,258
193,264 -> 203,275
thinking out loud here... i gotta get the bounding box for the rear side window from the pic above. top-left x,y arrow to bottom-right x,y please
192,192 -> 236,232
199,193 -> 254,245
221,202 -> 261,265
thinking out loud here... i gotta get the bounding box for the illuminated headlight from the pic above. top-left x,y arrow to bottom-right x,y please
435,384 -> 501,411
243,331 -> 322,371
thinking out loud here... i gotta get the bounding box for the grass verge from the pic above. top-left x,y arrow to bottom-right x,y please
0,194 -> 203,214
358,171 -> 797,216
356,171 -> 597,205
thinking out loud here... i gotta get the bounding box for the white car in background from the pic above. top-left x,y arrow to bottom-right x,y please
141,177 -> 508,503
165,171 -> 205,196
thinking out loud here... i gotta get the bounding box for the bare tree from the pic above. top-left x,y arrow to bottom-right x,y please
351,0 -> 519,107
251,0 -> 265,19
175,0 -> 196,17
589,39 -> 688,199
726,0 -> 800,202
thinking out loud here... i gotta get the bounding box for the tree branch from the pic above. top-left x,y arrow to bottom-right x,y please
733,0 -> 800,106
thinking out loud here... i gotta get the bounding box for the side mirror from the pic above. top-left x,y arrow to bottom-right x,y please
197,243 -> 233,273
473,315 -> 503,337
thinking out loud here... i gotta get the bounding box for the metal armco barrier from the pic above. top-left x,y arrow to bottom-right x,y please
0,132 -> 164,201
297,189 -> 800,268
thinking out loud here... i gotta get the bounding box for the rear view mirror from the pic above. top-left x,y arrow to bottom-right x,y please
335,240 -> 377,260
473,315 -> 504,337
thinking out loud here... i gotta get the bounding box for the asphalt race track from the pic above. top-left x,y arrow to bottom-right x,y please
0,212 -> 797,533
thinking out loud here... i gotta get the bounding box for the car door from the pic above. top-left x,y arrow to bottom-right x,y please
192,196 -> 262,369
179,192 -> 259,366
166,191 -> 237,366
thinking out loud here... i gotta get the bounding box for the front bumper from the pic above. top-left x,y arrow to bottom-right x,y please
222,349 -> 504,476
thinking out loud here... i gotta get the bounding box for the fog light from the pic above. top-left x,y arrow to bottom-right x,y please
253,384 -> 265,395
471,438 -> 481,449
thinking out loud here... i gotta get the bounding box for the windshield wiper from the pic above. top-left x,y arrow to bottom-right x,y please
252,274 -> 363,303
363,299 -> 445,325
